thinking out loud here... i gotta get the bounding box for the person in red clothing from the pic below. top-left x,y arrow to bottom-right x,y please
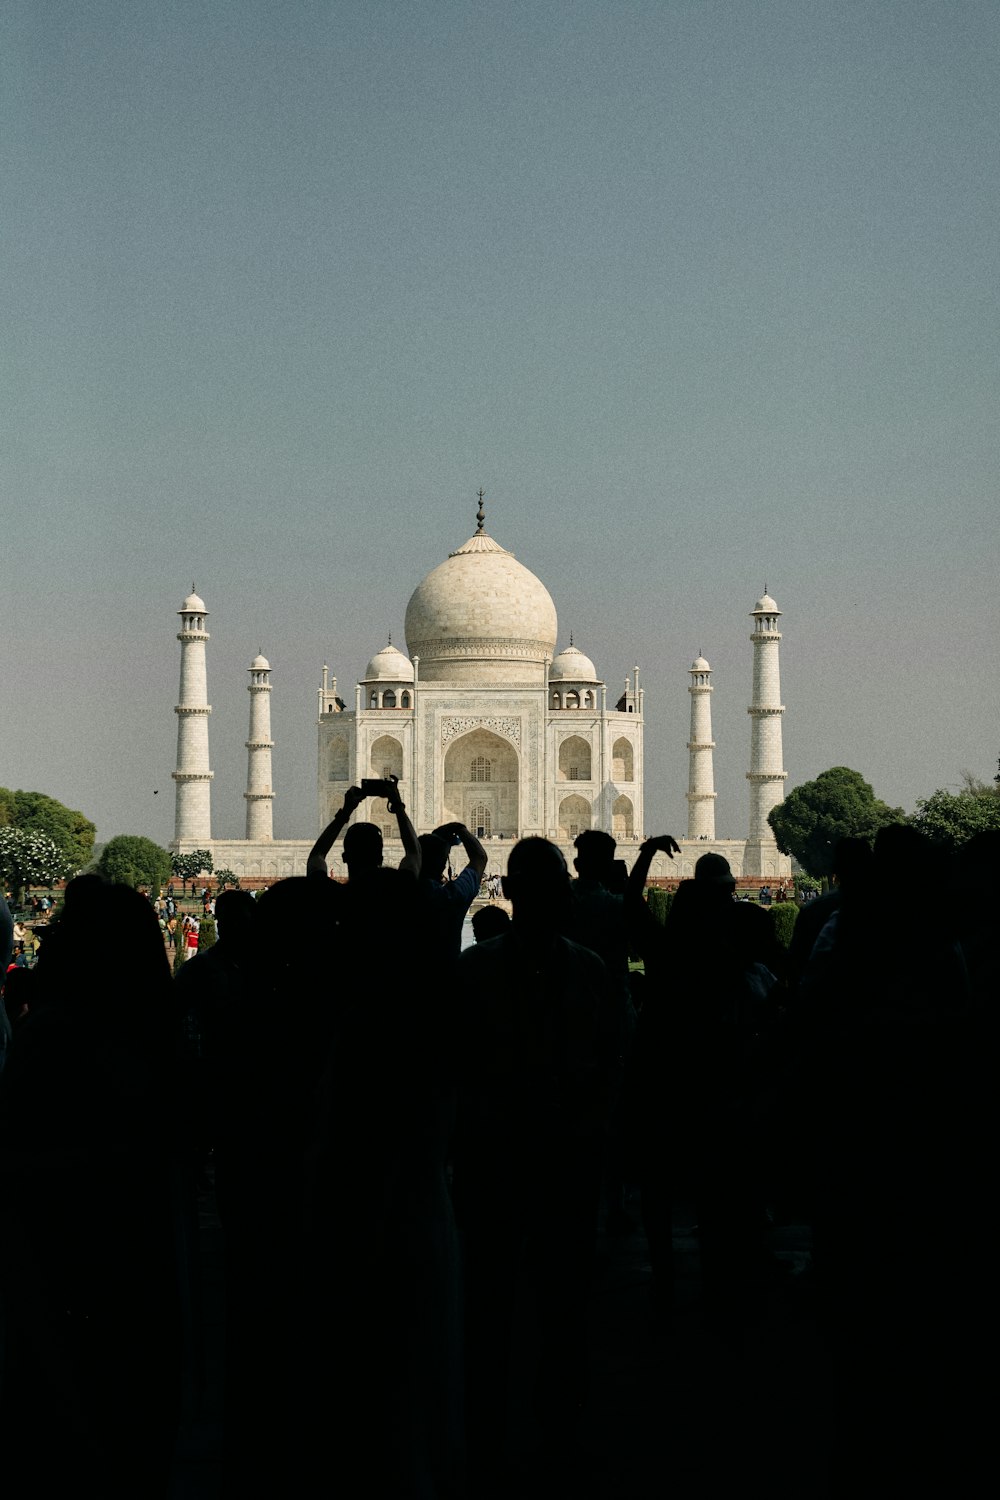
185,917 -> 200,960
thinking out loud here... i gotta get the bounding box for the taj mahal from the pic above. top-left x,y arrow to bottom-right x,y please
171,499 -> 790,882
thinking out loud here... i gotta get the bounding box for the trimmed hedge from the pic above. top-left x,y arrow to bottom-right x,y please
645,887 -> 674,926
771,901 -> 799,949
197,916 -> 217,952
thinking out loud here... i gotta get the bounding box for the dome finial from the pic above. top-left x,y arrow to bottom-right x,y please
569,631 -> 574,647
476,488 -> 486,533
387,631 -> 392,646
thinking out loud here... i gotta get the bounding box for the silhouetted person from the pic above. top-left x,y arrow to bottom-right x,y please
301,865 -> 464,1496
796,823 -> 976,1485
567,830 -> 637,1233
785,836 -> 873,992
625,849 -> 779,1334
307,776 -> 421,881
419,820 -> 488,962
471,903 -> 511,942
0,876 -> 182,1495
211,875 -> 341,1495
454,838 -> 619,1490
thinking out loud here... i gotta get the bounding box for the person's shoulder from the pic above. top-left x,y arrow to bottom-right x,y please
560,934 -> 610,974
458,931 -> 510,969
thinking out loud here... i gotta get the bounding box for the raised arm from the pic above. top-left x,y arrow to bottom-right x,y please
434,821 -> 488,879
627,834 -> 679,903
388,779 -> 422,879
307,786 -> 365,878
626,834 -> 680,948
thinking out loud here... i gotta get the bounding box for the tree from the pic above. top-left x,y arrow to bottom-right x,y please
0,828 -> 72,903
0,787 -> 96,874
98,835 -> 172,892
214,868 -> 240,890
171,849 -> 214,895
768,767 -> 904,879
909,787 -> 1000,852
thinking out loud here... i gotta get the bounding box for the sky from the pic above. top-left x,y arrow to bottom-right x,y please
3,0 -> 998,847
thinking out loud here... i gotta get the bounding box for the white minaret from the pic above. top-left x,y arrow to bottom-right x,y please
745,588 -> 787,874
172,588 -> 213,845
244,652 -> 274,841
686,655 -> 717,840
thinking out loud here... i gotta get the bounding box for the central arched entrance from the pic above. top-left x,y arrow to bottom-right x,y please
443,728 -> 518,840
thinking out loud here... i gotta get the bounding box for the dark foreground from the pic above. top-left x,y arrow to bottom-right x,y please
169,1183 -> 824,1498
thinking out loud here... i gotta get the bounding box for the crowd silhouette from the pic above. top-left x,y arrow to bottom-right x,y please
0,799 -> 994,1496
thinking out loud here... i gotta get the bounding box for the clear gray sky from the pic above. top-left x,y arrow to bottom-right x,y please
3,0 -> 997,846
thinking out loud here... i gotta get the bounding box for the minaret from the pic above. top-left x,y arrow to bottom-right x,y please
244,652 -> 274,841
745,588 -> 787,873
172,588 -> 213,845
686,655 -> 717,840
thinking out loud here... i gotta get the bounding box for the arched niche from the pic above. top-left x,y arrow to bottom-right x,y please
327,734 -> 349,780
612,794 -> 634,838
612,737 -> 634,782
370,734 -> 403,781
558,793 -> 591,840
558,735 -> 591,782
443,728 -> 518,838
469,801 -> 492,837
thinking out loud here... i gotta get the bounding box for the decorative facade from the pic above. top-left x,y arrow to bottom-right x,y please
316,504 -> 644,862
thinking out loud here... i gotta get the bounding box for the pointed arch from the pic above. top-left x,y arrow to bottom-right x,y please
558,735 -> 592,782
612,738 -> 634,782
612,794 -> 634,838
370,735 -> 403,782
558,794 -> 592,840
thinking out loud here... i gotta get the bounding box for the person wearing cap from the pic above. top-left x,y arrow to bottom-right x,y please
694,850 -> 737,888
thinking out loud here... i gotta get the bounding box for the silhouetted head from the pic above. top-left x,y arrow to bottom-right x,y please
471,905 -> 511,943
418,832 -> 451,882
831,836 -> 873,889
694,852 -> 735,890
257,877 -> 340,974
214,889 -> 256,944
38,874 -> 171,1027
502,838 -> 570,931
342,821 -> 383,877
573,829 -> 617,881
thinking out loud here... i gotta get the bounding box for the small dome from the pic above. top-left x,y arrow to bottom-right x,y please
250,653 -> 270,671
752,592 -> 779,614
364,641 -> 414,682
549,643 -> 598,682
690,655 -> 711,671
180,591 -> 207,613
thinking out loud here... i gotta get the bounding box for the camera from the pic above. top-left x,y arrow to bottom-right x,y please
360,777 -> 396,800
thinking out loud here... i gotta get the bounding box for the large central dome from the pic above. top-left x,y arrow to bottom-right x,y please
404,519 -> 558,684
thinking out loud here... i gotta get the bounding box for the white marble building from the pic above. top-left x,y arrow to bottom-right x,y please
316,502 -> 644,857
171,503 -> 789,882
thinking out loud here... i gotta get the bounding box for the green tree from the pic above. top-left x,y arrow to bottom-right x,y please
98,835 -> 172,892
909,787 -> 1000,851
171,849 -> 214,895
768,767 -> 903,879
0,827 -> 71,903
0,787 -> 96,873
214,868 -> 240,890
